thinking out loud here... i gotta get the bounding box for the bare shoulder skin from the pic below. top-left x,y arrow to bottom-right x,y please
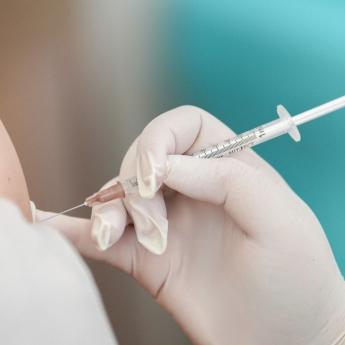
0,120 -> 31,221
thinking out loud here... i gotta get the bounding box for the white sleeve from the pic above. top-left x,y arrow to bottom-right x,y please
0,199 -> 118,345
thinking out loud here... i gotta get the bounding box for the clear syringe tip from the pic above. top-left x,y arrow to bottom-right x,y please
85,182 -> 126,207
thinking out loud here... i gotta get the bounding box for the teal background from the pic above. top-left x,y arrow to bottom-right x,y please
156,0 -> 345,273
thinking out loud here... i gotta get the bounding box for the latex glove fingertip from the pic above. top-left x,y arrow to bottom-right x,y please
135,213 -> 168,255
136,151 -> 167,199
91,202 -> 126,251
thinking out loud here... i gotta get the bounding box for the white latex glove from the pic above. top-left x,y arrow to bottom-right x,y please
38,106 -> 345,345
0,199 -> 117,345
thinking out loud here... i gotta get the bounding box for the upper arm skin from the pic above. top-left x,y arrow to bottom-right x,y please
0,120 -> 31,221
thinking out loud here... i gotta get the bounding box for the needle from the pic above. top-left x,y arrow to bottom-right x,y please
39,202 -> 87,223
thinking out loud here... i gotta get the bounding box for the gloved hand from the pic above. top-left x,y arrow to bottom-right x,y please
37,106 -> 345,345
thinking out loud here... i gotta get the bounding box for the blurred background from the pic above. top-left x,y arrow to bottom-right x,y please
0,1 -> 344,344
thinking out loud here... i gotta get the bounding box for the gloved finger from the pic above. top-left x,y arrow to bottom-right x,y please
35,209 -> 140,275
165,155 -> 309,238
90,178 -> 129,251
119,140 -> 168,255
135,105 -> 263,199
35,210 -> 98,256
123,190 -> 168,255
91,199 -> 129,251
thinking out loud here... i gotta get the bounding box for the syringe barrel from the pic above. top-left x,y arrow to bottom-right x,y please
258,118 -> 293,144
193,118 -> 292,159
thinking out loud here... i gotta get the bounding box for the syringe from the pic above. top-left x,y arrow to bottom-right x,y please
40,95 -> 345,222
